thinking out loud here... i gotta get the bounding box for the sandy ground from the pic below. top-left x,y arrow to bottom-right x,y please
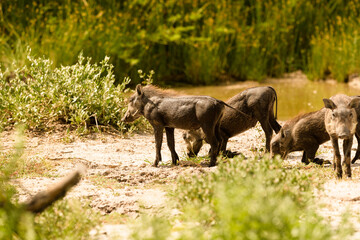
3,122 -> 360,239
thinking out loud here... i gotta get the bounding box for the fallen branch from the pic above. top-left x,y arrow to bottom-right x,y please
347,196 -> 360,202
24,165 -> 86,213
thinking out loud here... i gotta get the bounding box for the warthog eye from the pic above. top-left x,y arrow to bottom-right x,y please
350,112 -> 353,118
332,112 -> 336,118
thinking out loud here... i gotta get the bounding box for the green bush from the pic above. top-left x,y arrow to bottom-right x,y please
0,50 -> 140,132
131,156 -> 353,239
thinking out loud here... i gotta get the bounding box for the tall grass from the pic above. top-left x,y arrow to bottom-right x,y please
1,0 -> 360,85
308,14 -> 360,81
131,156 -> 353,239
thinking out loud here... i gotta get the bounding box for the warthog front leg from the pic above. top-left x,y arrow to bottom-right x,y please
259,118 -> 273,152
343,138 -> 353,178
330,137 -> 342,178
153,126 -> 164,167
301,152 -> 309,165
165,127 -> 179,165
302,144 -> 320,165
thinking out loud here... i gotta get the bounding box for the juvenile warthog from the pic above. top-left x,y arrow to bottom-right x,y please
323,94 -> 360,178
270,108 -> 330,164
183,86 -> 281,156
121,84 -> 226,167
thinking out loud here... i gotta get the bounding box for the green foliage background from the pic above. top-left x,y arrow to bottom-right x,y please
1,0 -> 360,85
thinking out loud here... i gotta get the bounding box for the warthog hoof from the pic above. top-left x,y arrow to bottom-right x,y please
222,150 -> 241,158
187,152 -> 197,158
209,161 -> 217,167
312,158 -> 323,165
336,170 -> 343,179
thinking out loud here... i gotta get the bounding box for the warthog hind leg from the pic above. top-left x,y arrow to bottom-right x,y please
202,127 -> 220,167
165,127 -> 179,165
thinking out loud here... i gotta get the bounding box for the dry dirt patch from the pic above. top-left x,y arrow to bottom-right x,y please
3,124 -> 360,238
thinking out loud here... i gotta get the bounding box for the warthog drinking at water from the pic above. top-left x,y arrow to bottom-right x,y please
270,108 -> 330,164
121,84 -> 227,167
323,94 -> 360,178
183,86 -> 281,156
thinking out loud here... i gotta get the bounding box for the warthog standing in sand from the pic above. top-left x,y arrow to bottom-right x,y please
183,86 -> 281,156
323,94 -> 360,178
270,108 -> 330,164
121,84 -> 227,167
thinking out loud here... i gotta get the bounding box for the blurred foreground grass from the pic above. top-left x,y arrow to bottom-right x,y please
0,127 -> 99,240
131,155 -> 353,239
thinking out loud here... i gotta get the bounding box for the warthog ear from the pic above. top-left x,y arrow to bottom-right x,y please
323,98 -> 337,110
280,128 -> 290,139
135,84 -> 143,96
280,129 -> 285,138
348,97 -> 360,109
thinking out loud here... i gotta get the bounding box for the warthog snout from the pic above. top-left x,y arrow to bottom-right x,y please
121,109 -> 140,122
269,138 -> 280,158
121,111 -> 129,122
337,127 -> 351,139
121,111 -> 131,122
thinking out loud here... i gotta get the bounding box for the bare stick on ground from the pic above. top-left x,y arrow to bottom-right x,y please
24,165 -> 86,213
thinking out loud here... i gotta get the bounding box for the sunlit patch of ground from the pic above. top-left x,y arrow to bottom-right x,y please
3,122 -> 360,239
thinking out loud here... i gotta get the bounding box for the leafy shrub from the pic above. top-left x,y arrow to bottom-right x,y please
0,50 -> 143,132
131,155 -> 352,239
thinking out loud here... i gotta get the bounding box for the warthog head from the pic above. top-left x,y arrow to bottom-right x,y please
121,84 -> 144,122
323,97 -> 360,139
270,126 -> 291,159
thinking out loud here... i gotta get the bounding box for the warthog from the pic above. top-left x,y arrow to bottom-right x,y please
351,95 -> 360,164
183,86 -> 281,156
270,108 -> 330,164
121,84 -> 227,167
323,94 -> 360,178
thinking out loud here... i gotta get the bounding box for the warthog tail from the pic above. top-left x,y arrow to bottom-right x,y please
268,86 -> 278,120
218,100 -> 251,117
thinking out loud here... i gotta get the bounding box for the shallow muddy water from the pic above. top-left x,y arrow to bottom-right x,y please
178,79 -> 360,120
